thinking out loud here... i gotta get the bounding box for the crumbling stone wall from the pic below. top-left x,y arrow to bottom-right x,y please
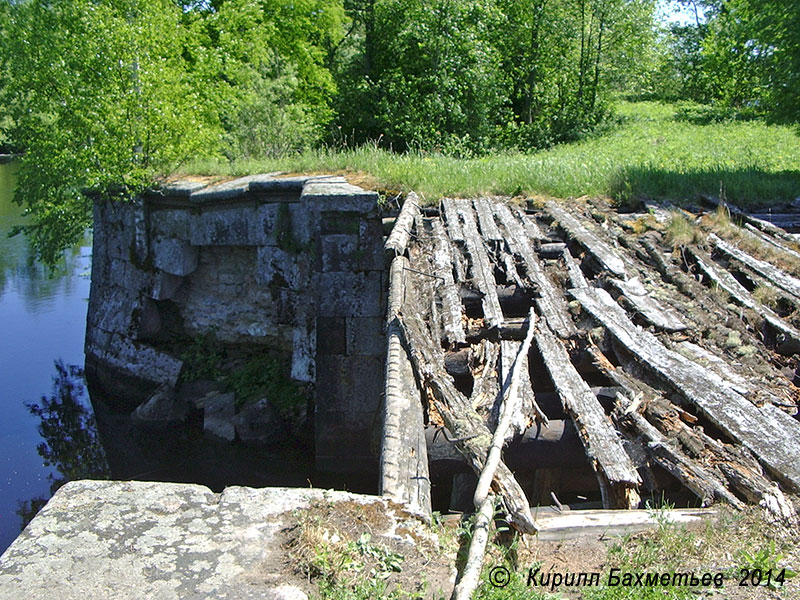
85,174 -> 386,474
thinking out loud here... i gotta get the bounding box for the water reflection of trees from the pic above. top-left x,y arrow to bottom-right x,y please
17,361 -> 110,529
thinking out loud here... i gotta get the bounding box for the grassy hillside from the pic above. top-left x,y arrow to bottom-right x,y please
177,101 -> 800,208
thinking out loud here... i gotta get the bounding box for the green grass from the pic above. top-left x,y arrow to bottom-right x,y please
175,101 -> 800,209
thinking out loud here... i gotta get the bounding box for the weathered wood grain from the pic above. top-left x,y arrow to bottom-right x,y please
442,197 -> 464,242
431,219 -> 466,345
711,233 -> 800,301
455,199 -> 504,328
546,202 -> 627,277
384,192 -> 420,260
492,201 -> 576,338
570,285 -> 800,492
610,277 -> 687,332
563,247 -> 589,289
535,323 -> 641,509
473,198 -> 503,242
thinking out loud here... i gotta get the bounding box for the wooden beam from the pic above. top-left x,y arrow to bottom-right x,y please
609,277 -> 687,332
442,197 -> 464,242
431,219 -> 466,345
711,233 -> 800,302
384,192 -> 420,260
455,199 -> 504,328
535,323 -> 641,509
473,198 -> 503,242
492,202 -> 576,338
546,202 -> 627,277
570,285 -> 800,493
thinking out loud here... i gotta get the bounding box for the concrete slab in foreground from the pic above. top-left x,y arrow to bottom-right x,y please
0,480 -> 403,599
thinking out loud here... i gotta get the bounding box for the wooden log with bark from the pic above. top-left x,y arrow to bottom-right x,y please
571,285 -> 800,493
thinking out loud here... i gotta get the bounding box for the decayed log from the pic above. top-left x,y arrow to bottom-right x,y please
748,214 -> 800,229
520,210 -> 547,242
473,197 -> 503,242
452,309 -> 538,600
546,202 -> 627,277
469,340 -> 501,411
563,247 -> 589,289
588,343 -> 795,519
613,394 -> 743,509
571,285 -> 800,493
700,194 -> 800,243
537,242 -> 567,258
710,233 -> 800,302
442,197 -> 465,242
496,340 -> 546,437
387,255 -> 410,322
455,199 -> 504,328
397,307 -> 537,533
686,246 -> 800,349
431,219 -> 467,345
609,277 -> 687,332
384,192 -> 421,260
492,202 -> 576,337
535,323 -> 641,509
743,223 -> 800,261
500,252 -> 525,287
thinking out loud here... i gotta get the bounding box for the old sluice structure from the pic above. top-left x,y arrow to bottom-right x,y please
76,173 -> 800,522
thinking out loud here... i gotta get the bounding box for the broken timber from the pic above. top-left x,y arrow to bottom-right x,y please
571,286 -> 800,492
431,219 -> 467,345
384,192 -> 421,260
546,201 -> 627,277
535,323 -> 641,508
609,277 -> 687,332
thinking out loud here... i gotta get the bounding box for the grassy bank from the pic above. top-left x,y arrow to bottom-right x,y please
176,102 -> 800,209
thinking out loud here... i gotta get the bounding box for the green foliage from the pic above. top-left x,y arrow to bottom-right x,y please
180,329 -> 226,381
227,353 -> 308,414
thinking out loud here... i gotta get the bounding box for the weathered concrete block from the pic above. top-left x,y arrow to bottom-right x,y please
88,284 -> 136,335
316,317 -> 346,355
189,175 -> 269,202
204,392 -> 236,443
320,234 -> 359,272
302,183 -> 379,216
131,383 -> 188,430
315,355 -> 384,413
152,236 -> 198,276
346,317 -> 385,356
148,271 -> 184,301
233,398 -> 287,446
150,208 -> 191,238
257,246 -> 311,290
317,272 -> 383,318
357,218 -> 385,272
98,334 -> 183,388
189,206 -> 261,246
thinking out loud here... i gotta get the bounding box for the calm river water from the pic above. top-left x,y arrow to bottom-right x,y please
0,162 -> 93,552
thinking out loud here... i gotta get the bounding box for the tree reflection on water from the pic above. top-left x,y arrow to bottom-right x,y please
17,361 -> 110,529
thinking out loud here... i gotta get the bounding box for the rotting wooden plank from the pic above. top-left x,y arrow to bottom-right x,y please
473,198 -> 503,242
520,209 -> 547,242
570,285 -> 800,492
497,340 -> 547,438
470,340 -> 501,411
535,323 -> 641,509
563,248 -> 589,289
546,202 -> 627,277
387,255 -> 410,322
614,394 -> 743,509
397,307 -> 537,533
589,343 -> 796,519
441,198 -> 464,242
532,508 -> 716,541
431,219 -> 466,345
384,192 -> 420,260
686,246 -> 800,349
610,277 -> 687,332
711,233 -> 800,301
501,252 -> 525,287
455,199 -> 504,328
743,223 -> 800,261
492,202 -> 576,338
700,194 -> 799,243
